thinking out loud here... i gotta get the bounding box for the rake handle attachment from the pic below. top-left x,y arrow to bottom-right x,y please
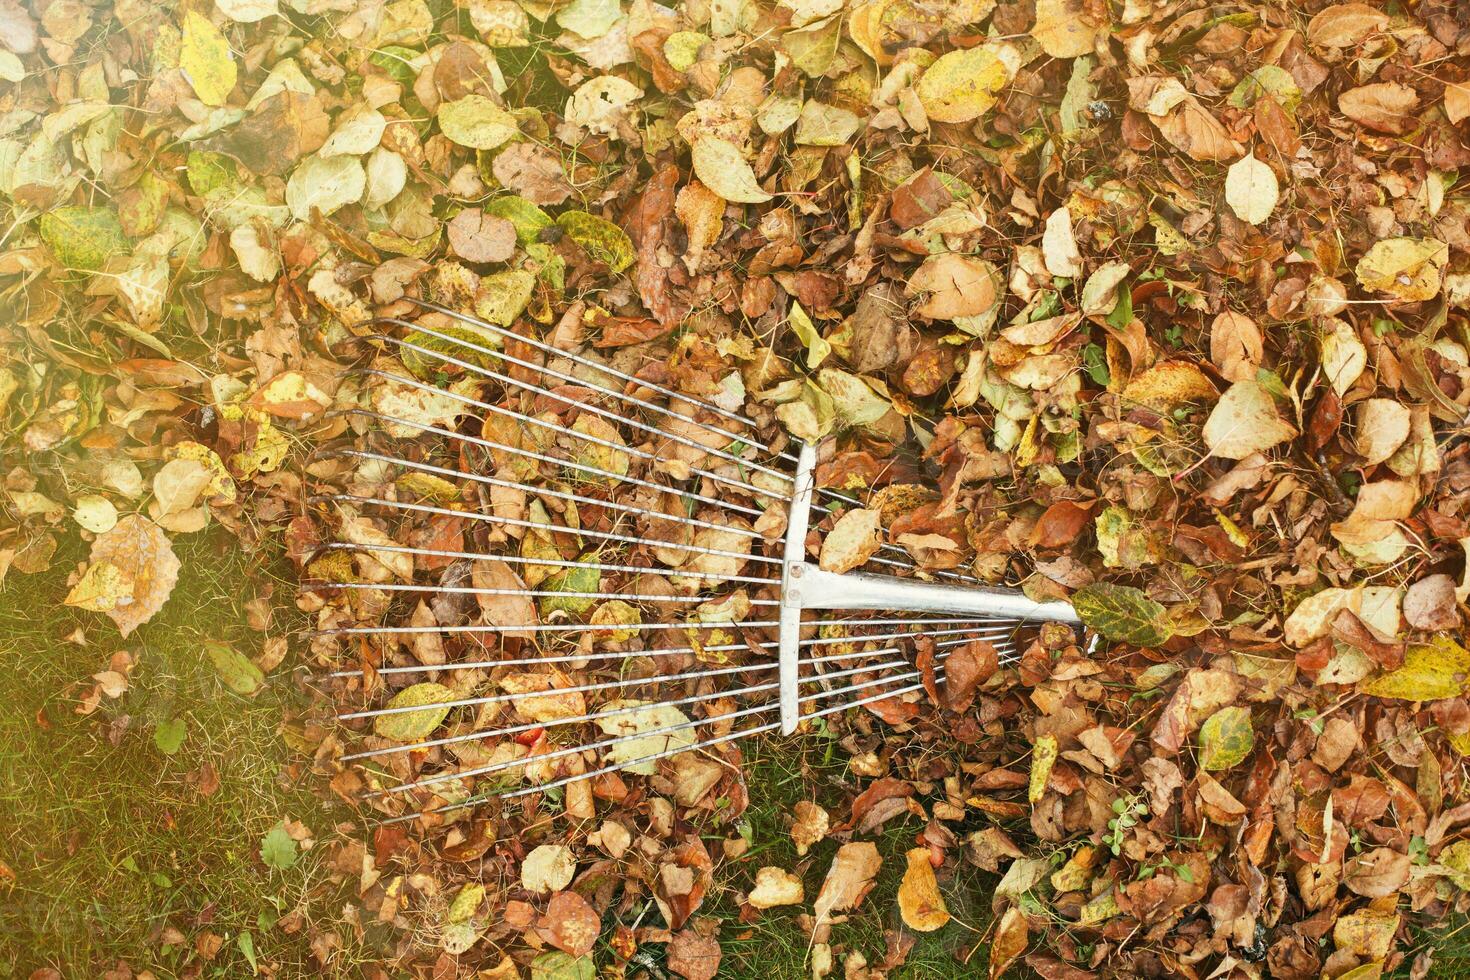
774,441 -> 1083,734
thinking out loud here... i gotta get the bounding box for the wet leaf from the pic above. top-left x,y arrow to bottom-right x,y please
1197,706 -> 1253,770
373,682 -> 455,741
1073,583 -> 1173,646
897,847 -> 949,931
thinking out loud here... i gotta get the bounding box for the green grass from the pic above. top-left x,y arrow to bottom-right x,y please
673,727 -> 1004,978
0,531 -> 361,977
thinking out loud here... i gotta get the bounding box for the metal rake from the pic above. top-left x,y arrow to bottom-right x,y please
306,298 -> 1083,823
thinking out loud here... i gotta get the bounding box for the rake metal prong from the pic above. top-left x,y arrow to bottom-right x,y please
322,625 -> 1020,678
379,655 -> 989,822
364,310 -> 987,581
366,654 -> 930,798
339,661 -> 782,722
335,407 -> 773,519
311,615 -> 1036,639
352,342 -> 793,492
361,641 -> 1010,795
342,677 -> 783,762
319,581 -> 782,607
319,541 -> 782,587
403,299 -> 773,445
328,448 -> 768,540
311,492 -> 782,566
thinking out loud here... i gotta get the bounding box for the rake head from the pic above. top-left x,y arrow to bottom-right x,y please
303,298 -> 1083,824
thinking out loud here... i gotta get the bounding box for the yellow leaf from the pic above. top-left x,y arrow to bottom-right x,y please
1032,0 -> 1104,58
1358,635 -> 1470,701
916,45 -> 1015,124
897,848 -> 950,932
63,560 -> 134,613
1202,380 -> 1297,460
180,11 -> 237,107
814,842 -> 882,928
819,508 -> 882,574
690,138 -> 772,204
63,516 -> 180,636
1355,237 -> 1448,302
1029,733 -> 1058,803
989,906 -> 1028,980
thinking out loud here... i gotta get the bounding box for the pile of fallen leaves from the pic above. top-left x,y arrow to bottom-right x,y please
10,0 -> 1470,974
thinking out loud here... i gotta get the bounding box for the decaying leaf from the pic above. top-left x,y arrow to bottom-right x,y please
897,847 -> 949,932
818,508 -> 882,573
64,515 -> 180,636
1202,381 -> 1297,460
1223,153 -> 1279,226
813,842 -> 881,927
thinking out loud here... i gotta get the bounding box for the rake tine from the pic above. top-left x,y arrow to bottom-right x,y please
310,492 -> 783,566
308,615 -> 1029,639
367,655 -> 923,798
339,661 -> 784,722
328,448 -> 767,540
319,541 -> 782,587
349,363 -> 791,503
323,626 -> 1018,677
342,677 -> 783,763
381,661 -> 974,821
335,407 -> 773,519
363,313 -> 986,587
403,299 -> 773,445
319,581 -> 782,607
342,629 -> 1022,767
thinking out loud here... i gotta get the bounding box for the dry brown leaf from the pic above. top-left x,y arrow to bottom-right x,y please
813,842 -> 882,928
1338,82 -> 1419,135
63,515 -> 180,637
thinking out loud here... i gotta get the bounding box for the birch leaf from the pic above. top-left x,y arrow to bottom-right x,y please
691,138 -> 771,203
1224,153 -> 1279,225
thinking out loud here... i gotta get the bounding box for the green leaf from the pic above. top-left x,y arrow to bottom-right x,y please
555,211 -> 634,274
373,682 -> 456,741
205,641 -> 265,696
1072,583 -> 1173,646
485,195 -> 554,246
1197,705 -> 1253,770
530,951 -> 596,980
260,823 -> 298,870
539,556 -> 601,617
1358,636 -> 1470,701
39,207 -> 127,271
154,717 -> 187,755
237,930 -> 258,972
